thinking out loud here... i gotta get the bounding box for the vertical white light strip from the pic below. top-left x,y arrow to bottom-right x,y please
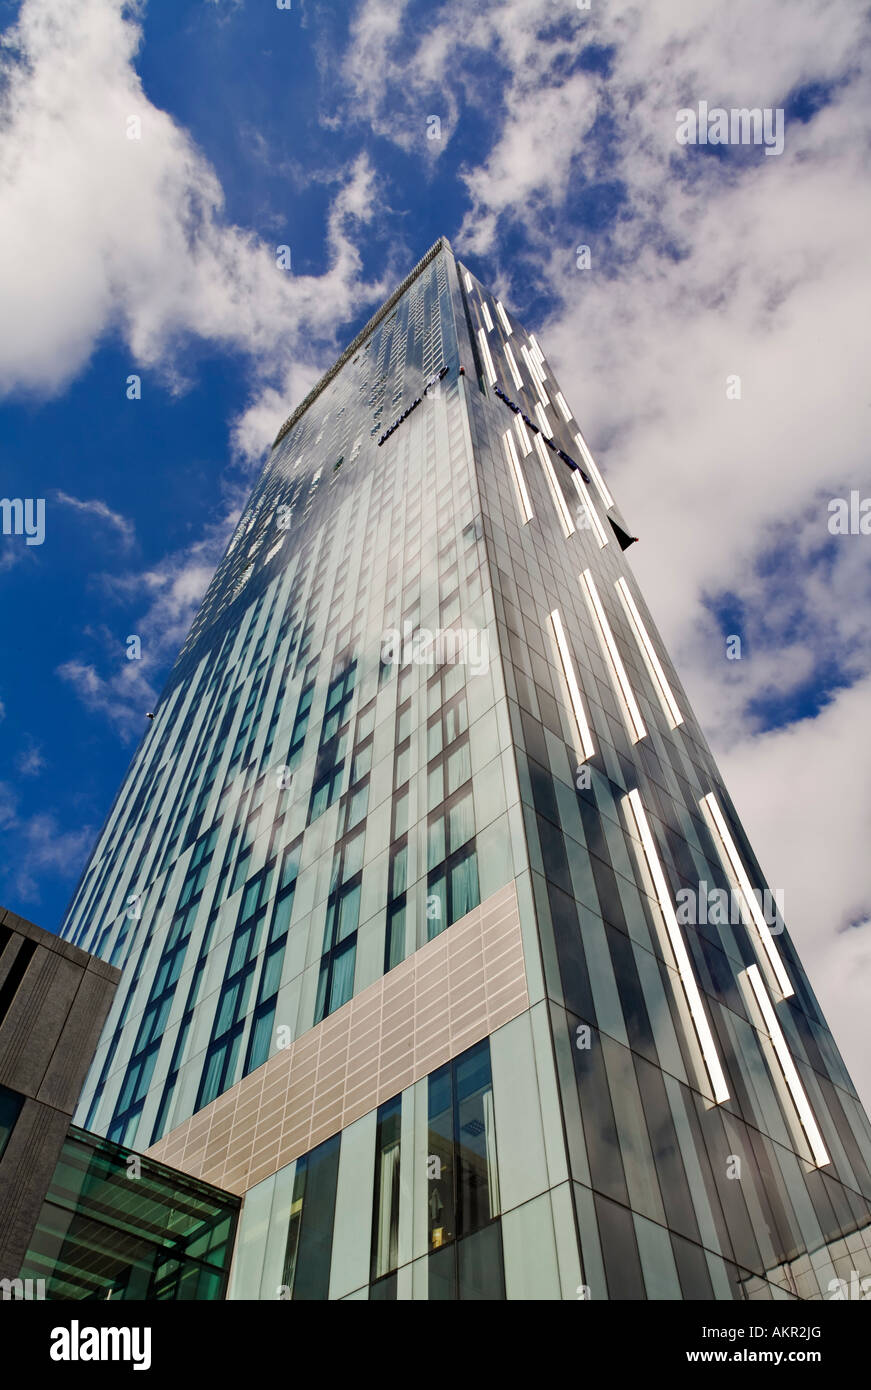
477,328 -> 497,385
701,792 -> 794,999
534,434 -> 575,536
572,472 -> 608,549
513,413 -> 532,456
529,335 -> 547,377
463,271 -> 473,292
504,342 -> 524,391
574,431 -> 614,511
555,391 -> 573,423
534,402 -> 553,438
625,789 -> 731,1106
495,299 -> 512,335
481,301 -> 494,332
581,569 -> 646,741
502,429 -> 533,523
521,345 -> 549,406
615,577 -> 683,728
744,965 -> 829,1166
549,609 -> 595,762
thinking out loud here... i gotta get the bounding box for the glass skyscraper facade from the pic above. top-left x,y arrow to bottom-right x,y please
60,237 -> 871,1300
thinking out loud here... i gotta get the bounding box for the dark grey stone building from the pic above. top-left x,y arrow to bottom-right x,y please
0,905 -> 119,1281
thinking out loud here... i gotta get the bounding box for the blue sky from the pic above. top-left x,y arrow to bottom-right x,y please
1,0 -> 870,1097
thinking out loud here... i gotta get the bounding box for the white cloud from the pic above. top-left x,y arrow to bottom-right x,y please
55,491 -> 135,546
15,743 -> 47,777
0,0 -> 382,429
57,499 -> 240,735
0,780 -> 94,904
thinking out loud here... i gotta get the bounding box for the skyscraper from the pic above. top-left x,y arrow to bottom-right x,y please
60,237 -> 871,1301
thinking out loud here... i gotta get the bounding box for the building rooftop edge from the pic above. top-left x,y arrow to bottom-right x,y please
271,236 -> 454,451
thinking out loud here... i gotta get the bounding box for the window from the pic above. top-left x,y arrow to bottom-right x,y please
286,680 -> 315,771
281,1135 -> 341,1301
110,826 -> 220,1144
314,830 -> 364,1023
427,785 -> 478,939
0,1083 -> 24,1161
427,1040 -> 504,1299
243,837 -> 301,1075
308,660 -> 357,825
370,1096 -> 401,1288
196,861 -> 275,1110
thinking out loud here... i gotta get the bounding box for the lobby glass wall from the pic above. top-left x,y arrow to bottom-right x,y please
19,1126 -> 239,1300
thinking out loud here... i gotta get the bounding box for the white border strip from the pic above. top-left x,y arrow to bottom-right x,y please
534,434 -> 575,536
534,401 -> 553,438
625,789 -> 730,1105
502,429 -> 533,523
529,335 -> 547,378
522,344 -> 549,405
744,965 -> 829,1167
504,342 -> 524,391
574,431 -> 614,511
701,791 -> 794,999
514,413 -> 532,456
477,328 -> 497,386
582,569 -> 646,742
615,578 -> 683,728
573,473 -> 609,549
549,609 -> 595,762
